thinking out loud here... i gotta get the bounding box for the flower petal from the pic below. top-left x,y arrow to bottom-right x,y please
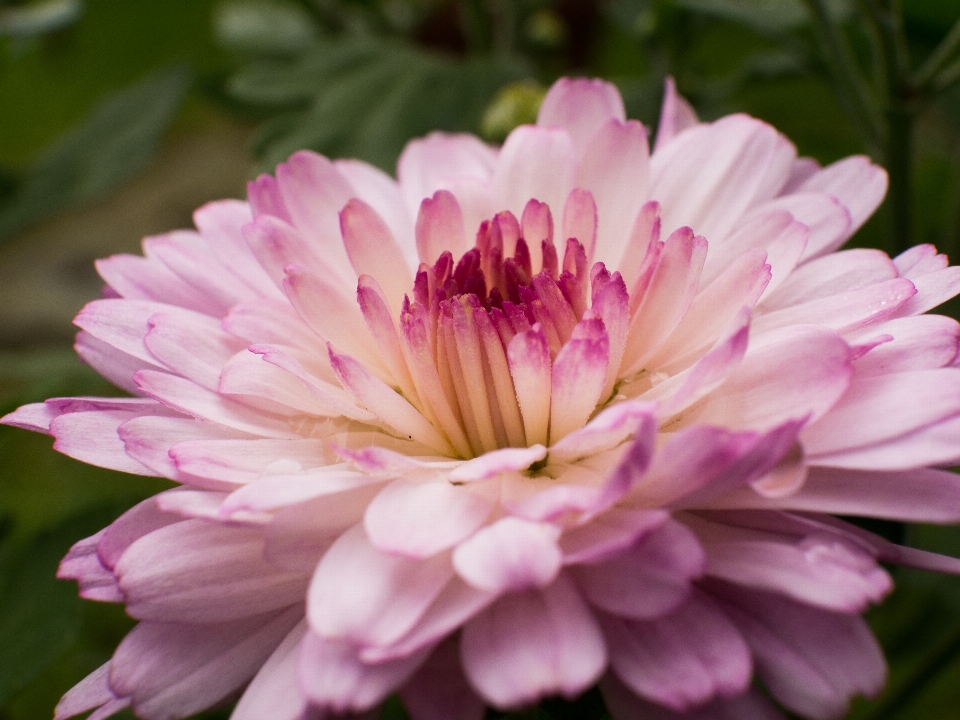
460,573 -> 606,708
453,517 -> 562,593
308,525 -> 454,647
572,519 -> 704,619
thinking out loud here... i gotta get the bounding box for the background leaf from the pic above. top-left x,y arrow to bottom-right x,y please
228,36 -> 530,171
0,66 -> 189,242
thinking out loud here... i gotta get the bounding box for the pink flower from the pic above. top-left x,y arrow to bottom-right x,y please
7,76 -> 960,720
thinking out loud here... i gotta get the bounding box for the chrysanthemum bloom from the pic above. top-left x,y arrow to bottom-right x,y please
8,76 -> 960,720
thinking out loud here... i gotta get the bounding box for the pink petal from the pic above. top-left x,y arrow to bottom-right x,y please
507,324 -> 552,446
192,199 -> 280,299
852,315 -> 960,375
811,412 -> 960,470
623,228 -> 708,372
492,126 -> 577,269
58,530 -> 122,603
400,637 -> 485,720
631,420 -> 802,509
893,265 -> 960,316
243,213 -> 355,292
561,188 -> 599,262
651,309 -> 751,417
54,662 -> 124,720
98,497 -> 181,570
796,155 -> 888,239
328,346 -> 453,454
549,400 -> 657,463
644,249 -> 768,371
1,401 -> 59,433
449,444 -> 548,482
96,250 -> 212,314
710,466 -> 960,523
50,409 -> 161,476
549,326 -> 610,442
218,350 -> 342,417
653,77 -> 699,152
220,466 -> 382,513
572,519 -> 704,619
252,344 -> 376,422
283,266 -> 387,376
171,436 -> 331,485
264,485 -> 381,572
73,299 -> 170,366
453,517 -> 562,593
687,326 -> 852,431
231,621 -> 310,720
650,115 -> 796,242
416,189 -> 467,265
397,132 -> 497,221
308,525 -> 454,647
340,198 -> 415,308
298,631 -> 429,713
753,277 -> 916,335
602,592 -> 751,710
75,331 -> 153,395
762,247 -> 897,310
134,369 -> 298,439
702,210 -> 807,296
111,607 -> 302,720
334,157 -> 417,268
274,150 -> 355,271
461,573 -> 606,708
142,232 -> 251,315
715,584 -> 886,719
115,520 -> 308,622
688,516 -> 890,612
801,368 -> 960,455
537,77 -> 627,154
143,310 -> 245,391
746,192 -> 852,262
360,576 -> 496,663
560,508 -> 669,564
119,414 -> 250,486
600,674 -> 787,720
364,478 -> 495,558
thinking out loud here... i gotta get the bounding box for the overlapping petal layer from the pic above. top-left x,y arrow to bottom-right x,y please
8,76 -> 960,720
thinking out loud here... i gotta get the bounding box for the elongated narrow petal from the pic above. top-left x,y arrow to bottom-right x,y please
507,324 -> 552,446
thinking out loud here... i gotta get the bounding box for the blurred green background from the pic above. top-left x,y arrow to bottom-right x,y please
3,1 -> 960,718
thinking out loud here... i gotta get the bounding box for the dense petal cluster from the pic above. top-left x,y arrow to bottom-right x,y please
8,77 -> 960,720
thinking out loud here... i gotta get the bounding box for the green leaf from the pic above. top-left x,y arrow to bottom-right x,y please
0,509 -> 121,706
228,37 -> 530,172
0,66 -> 188,242
213,0 -> 319,55
677,0 -> 852,34
0,0 -> 83,39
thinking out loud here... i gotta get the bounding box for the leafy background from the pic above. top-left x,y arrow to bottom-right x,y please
2,0 -> 960,718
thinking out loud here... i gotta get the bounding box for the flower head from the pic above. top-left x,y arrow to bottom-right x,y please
8,76 -> 960,720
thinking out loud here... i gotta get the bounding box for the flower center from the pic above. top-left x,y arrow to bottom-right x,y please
353,200 -> 630,460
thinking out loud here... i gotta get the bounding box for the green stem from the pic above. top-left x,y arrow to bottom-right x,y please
886,104 -> 914,255
861,620 -> 960,720
799,0 -> 885,154
461,0 -> 493,53
860,0 -> 916,254
915,14 -> 960,89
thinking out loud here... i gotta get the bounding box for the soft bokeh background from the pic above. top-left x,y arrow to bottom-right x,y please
2,1 -> 960,718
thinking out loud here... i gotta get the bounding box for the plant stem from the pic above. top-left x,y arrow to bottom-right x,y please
799,0 -> 885,154
915,14 -> 960,89
886,104 -> 914,255
860,0 -> 916,254
860,619 -> 960,720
